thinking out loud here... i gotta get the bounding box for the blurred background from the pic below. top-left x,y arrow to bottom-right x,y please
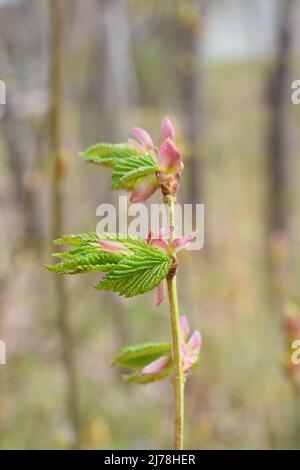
0,0 -> 300,450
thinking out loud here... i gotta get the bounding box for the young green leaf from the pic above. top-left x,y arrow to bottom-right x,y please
44,250 -> 126,275
124,364 -> 173,384
95,233 -> 149,251
112,154 -> 159,190
47,233 -> 164,277
52,245 -> 102,260
112,342 -> 171,369
81,143 -> 141,167
54,232 -> 101,247
96,246 -> 172,297
54,232 -> 149,251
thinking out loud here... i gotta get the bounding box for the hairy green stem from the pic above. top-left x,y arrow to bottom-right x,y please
166,195 -> 185,449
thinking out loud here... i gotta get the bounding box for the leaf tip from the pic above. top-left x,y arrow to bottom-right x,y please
43,263 -> 55,272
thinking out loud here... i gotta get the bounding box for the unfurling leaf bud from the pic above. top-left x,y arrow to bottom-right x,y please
81,116 -> 184,201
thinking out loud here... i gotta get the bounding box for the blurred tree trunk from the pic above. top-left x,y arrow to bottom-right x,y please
0,2 -> 47,255
267,0 -> 297,447
75,0 -> 135,353
176,0 -> 208,321
86,0 -> 139,350
50,0 -> 81,449
178,0 -> 207,207
100,0 -> 139,139
268,0 -> 295,236
3,113 -> 45,254
100,0 -> 137,348
81,0 -> 138,144
266,0 -> 295,304
176,1 -> 210,433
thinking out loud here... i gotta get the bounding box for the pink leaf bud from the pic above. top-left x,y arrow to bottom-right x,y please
130,178 -> 158,203
99,240 -> 130,253
179,315 -> 190,339
160,116 -> 175,142
158,138 -> 181,173
142,356 -> 170,375
170,232 -> 197,253
132,126 -> 154,150
156,280 -> 166,307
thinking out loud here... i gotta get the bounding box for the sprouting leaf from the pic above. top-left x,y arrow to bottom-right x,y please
124,365 -> 173,384
54,232 -> 148,251
81,143 -> 141,167
112,154 -> 159,190
44,249 -> 125,275
54,232 -> 101,247
52,245 -> 102,260
189,356 -> 201,373
112,342 -> 171,369
96,246 -> 172,297
46,233 -> 172,298
96,233 -> 149,251
113,342 -> 173,385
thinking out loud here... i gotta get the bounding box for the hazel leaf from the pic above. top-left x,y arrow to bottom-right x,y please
96,246 -> 172,298
124,364 -> 173,384
54,232 -> 148,251
44,250 -> 125,275
112,342 -> 171,369
112,154 -> 159,190
81,143 -> 141,167
54,232 -> 101,247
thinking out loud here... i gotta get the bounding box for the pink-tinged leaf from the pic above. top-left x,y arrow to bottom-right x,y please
142,356 -> 170,375
132,127 -> 154,150
99,240 -> 130,253
188,330 -> 202,354
156,280 -> 166,307
158,138 -> 181,172
158,226 -> 175,239
150,238 -> 169,251
180,318 -> 202,372
189,350 -> 200,365
181,340 -> 199,372
130,178 -> 158,203
179,315 -> 190,339
128,138 -> 146,154
170,232 -> 197,252
147,230 -> 154,245
181,340 -> 189,357
160,116 -> 175,142
147,226 -> 175,245
182,357 -> 195,373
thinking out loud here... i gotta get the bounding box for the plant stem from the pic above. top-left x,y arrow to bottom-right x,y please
166,195 -> 185,449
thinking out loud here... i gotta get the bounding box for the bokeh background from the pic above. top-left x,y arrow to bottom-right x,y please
0,0 -> 300,450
